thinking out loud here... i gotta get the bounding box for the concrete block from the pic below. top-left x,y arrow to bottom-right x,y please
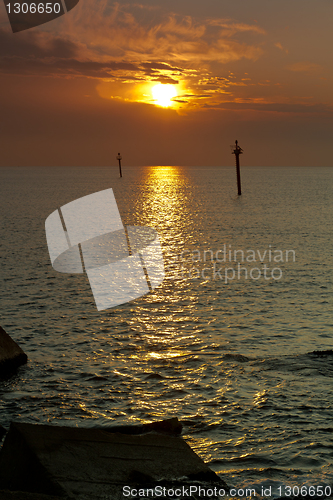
0,421 -> 223,499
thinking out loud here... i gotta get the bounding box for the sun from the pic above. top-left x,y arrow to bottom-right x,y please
152,84 -> 177,107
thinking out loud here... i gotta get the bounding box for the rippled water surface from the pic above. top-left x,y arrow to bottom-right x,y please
0,166 -> 332,492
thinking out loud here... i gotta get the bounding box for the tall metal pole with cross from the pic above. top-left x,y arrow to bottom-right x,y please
231,140 -> 243,195
116,153 -> 122,178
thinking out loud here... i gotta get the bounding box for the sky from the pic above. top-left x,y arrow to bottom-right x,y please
0,0 -> 332,166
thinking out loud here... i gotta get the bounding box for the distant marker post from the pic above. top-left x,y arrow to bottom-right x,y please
116,153 -> 122,178
231,140 -> 243,195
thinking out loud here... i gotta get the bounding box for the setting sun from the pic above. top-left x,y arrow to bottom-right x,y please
152,84 -> 177,107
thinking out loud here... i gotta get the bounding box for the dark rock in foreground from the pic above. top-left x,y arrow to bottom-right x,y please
0,421 -> 226,500
0,326 -> 27,378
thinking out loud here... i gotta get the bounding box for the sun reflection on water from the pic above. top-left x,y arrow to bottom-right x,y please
134,166 -> 187,227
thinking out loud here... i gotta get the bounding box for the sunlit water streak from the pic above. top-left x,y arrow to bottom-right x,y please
0,166 -> 332,492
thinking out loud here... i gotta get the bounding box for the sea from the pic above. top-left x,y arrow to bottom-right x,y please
0,165 -> 332,498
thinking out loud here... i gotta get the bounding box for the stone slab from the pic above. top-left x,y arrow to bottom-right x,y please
0,421 -> 223,500
0,326 -> 27,377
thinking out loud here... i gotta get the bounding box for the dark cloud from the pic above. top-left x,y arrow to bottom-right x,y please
139,61 -> 182,83
140,62 -> 182,72
149,75 -> 179,84
0,27 -> 78,59
0,56 -> 140,78
0,28 -> 180,82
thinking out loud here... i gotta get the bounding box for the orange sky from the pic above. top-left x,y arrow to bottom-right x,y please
0,0 -> 332,166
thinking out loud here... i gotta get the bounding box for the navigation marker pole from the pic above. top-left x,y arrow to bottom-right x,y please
116,153 -> 122,178
231,140 -> 243,195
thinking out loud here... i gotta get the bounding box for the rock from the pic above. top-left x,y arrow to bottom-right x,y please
142,416 -> 183,435
310,349 -> 333,357
0,421 -> 224,500
0,326 -> 27,378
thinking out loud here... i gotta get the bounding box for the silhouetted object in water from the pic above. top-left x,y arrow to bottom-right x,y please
116,153 -> 122,178
0,325 -> 27,378
231,140 -> 243,195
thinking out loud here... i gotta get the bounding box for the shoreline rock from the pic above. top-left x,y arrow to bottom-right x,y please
0,326 -> 27,378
